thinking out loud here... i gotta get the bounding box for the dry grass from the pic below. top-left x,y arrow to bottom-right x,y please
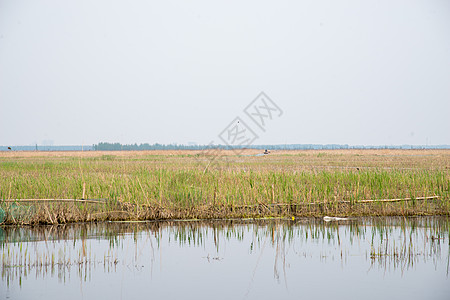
1,148 -> 449,158
0,149 -> 261,158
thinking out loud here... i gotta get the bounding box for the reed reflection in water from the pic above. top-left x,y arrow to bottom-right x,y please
1,217 -> 449,300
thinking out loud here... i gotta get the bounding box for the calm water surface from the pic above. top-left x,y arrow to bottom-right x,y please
1,217 -> 449,300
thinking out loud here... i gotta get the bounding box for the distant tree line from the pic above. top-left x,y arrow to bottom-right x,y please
1,143 -> 449,152
91,142 -> 450,151
93,142 -> 209,151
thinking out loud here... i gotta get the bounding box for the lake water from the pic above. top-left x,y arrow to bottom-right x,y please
1,217 -> 449,300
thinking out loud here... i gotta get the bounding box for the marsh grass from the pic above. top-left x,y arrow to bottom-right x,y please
0,150 -> 448,224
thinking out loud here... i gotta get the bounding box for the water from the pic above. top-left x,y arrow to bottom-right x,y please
1,217 -> 449,300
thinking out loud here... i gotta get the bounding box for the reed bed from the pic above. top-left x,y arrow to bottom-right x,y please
0,149 -> 449,224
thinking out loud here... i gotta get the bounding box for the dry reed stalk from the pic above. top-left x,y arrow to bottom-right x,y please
136,177 -> 150,206
82,182 -> 86,199
304,196 -> 440,206
43,205 -> 55,224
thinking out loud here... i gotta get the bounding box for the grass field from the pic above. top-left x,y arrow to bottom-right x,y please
0,149 -> 449,224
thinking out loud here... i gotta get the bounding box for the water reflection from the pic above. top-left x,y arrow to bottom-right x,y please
1,217 -> 449,299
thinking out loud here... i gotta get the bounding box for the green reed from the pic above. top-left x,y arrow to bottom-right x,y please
0,151 -> 448,223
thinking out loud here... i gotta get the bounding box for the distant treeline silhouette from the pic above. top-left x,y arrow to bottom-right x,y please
1,143 -> 449,151
92,143 -> 449,151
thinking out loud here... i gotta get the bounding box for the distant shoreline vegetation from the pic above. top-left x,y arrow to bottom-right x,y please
1,143 -> 449,151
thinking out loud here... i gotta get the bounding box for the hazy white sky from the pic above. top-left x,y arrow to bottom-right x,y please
1,0 -> 449,146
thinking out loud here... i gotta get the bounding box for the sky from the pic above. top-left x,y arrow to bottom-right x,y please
1,0 -> 449,146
